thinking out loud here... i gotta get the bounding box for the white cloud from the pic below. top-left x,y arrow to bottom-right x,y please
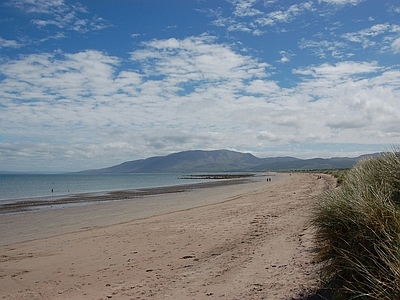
342,23 -> 400,50
130,36 -> 269,83
245,79 -> 280,95
0,38 -> 273,170
1,33 -> 400,171
300,22 -> 400,58
318,0 -> 364,5
206,1 -> 314,35
292,61 -> 400,144
258,131 -> 282,142
6,0 -> 67,14
0,37 -> 21,48
228,0 -> 263,17
7,0 -> 111,33
293,61 -> 380,80
299,38 -> 349,58
343,23 -> 389,42
227,22 -> 253,33
391,37 -> 400,53
255,2 -> 313,27
278,51 -> 293,63
0,50 -> 120,101
252,29 -> 264,36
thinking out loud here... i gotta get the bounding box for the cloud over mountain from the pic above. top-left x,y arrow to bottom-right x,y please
0,0 -> 399,172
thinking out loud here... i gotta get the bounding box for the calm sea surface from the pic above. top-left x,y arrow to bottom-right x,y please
0,173 -> 211,203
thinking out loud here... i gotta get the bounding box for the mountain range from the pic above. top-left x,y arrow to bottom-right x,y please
81,150 -> 379,173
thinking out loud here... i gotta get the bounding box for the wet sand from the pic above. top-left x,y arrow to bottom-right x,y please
0,173 -> 335,299
0,177 -> 254,214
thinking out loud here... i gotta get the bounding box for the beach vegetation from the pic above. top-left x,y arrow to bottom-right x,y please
319,169 -> 348,186
291,168 -> 349,186
311,148 -> 400,299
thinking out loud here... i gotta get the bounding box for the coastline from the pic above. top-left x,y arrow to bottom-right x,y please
0,175 -> 257,214
0,173 -> 335,299
0,176 -> 270,247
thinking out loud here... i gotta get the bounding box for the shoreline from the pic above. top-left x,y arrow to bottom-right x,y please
0,176 -> 274,247
0,175 -> 258,214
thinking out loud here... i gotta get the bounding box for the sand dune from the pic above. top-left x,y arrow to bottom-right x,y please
0,173 -> 335,299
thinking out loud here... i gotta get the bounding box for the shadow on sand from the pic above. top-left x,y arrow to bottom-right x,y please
294,289 -> 333,300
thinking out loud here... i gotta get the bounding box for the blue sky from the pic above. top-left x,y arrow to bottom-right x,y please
0,0 -> 399,172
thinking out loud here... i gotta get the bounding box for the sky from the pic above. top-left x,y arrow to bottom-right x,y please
0,0 -> 399,172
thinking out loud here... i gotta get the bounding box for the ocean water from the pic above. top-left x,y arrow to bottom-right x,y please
0,173 -> 211,203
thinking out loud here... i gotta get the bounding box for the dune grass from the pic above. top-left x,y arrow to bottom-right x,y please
313,169 -> 349,186
311,149 -> 400,299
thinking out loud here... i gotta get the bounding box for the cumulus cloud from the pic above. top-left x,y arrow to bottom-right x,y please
292,61 -> 400,144
130,35 -> 269,84
0,37 -> 271,170
1,33 -> 400,171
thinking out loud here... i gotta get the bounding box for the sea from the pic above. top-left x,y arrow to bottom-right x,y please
0,173 -> 214,204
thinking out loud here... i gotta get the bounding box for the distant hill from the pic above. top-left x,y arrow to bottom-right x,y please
81,150 -> 379,173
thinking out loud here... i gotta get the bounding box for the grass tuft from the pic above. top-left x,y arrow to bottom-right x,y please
311,148 -> 400,299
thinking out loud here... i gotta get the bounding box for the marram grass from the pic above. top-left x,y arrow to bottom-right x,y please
311,149 -> 400,299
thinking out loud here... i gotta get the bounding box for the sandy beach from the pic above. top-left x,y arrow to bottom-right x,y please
0,173 -> 335,299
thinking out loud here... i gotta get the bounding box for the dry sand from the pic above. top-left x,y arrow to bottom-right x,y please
0,173 -> 335,300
